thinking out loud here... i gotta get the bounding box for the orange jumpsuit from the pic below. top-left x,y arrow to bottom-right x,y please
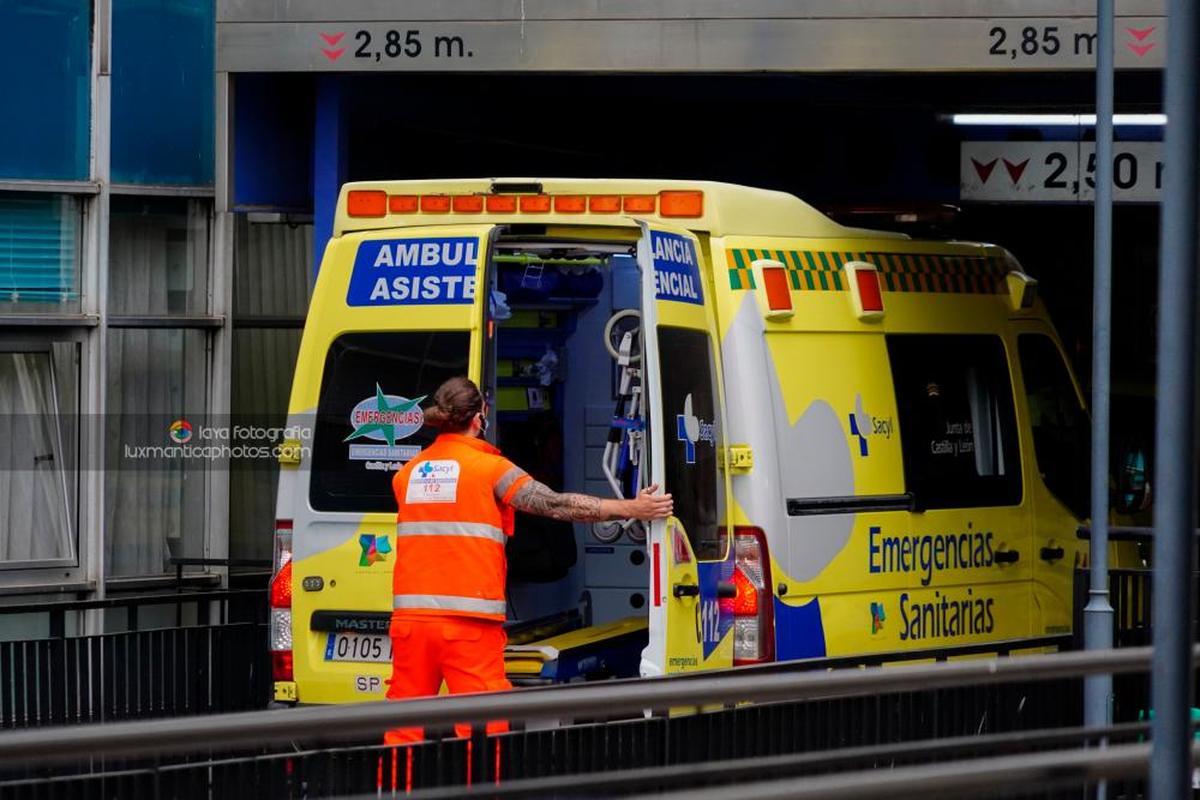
384,433 -> 530,744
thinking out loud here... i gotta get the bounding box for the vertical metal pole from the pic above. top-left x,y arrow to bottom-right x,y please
1084,0 -> 1115,741
1151,0 -> 1200,795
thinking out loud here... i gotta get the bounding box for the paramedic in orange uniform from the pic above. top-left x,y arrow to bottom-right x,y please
385,376 -> 672,743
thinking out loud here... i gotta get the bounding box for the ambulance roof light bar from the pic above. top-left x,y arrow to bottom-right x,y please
347,188 -> 705,218
951,113 -> 1165,126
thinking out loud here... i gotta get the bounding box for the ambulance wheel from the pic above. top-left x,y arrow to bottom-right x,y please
604,309 -> 642,363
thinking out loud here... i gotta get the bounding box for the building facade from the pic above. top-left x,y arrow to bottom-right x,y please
0,0 -> 1167,633
0,0 -> 303,634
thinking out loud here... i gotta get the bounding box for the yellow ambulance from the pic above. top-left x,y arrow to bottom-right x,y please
269,178 -> 1105,704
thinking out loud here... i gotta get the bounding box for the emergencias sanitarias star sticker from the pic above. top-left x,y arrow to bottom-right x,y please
343,384 -> 425,446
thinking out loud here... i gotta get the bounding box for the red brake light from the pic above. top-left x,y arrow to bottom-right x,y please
732,568 -> 759,615
272,651 -> 294,681
270,560 -> 293,609
732,527 -> 775,665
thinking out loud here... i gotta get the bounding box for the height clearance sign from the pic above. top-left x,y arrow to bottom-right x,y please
960,141 -> 1163,203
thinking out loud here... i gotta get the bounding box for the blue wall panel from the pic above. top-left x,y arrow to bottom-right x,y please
233,74 -> 313,211
0,0 -> 91,181
111,0 -> 214,185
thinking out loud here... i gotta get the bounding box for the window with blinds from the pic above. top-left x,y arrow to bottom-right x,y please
0,193 -> 81,308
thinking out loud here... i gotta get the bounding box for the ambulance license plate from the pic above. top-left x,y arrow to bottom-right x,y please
324,632 -> 392,663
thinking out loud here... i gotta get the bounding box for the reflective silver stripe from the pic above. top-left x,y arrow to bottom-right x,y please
393,594 -> 507,616
495,466 -> 528,500
395,521 -> 506,544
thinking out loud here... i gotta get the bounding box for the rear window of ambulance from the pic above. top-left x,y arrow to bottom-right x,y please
310,331 -> 469,512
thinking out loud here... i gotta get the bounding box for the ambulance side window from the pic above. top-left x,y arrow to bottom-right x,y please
658,326 -> 723,561
1017,334 -> 1090,519
310,331 -> 470,512
887,335 -> 1022,510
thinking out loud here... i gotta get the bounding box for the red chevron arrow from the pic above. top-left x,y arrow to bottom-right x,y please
320,32 -> 345,46
1003,158 -> 1029,184
1126,26 -> 1155,41
322,47 -> 346,62
1126,42 -> 1156,58
971,157 -> 999,183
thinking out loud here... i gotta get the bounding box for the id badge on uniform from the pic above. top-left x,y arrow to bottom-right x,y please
405,460 -> 461,504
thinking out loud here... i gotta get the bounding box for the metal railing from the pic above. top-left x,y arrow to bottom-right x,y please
0,570 -> 270,727
0,643 -> 1180,765
0,643 -> 1182,798
0,622 -> 269,727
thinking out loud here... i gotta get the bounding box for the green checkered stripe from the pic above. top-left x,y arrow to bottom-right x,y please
726,249 -> 1007,294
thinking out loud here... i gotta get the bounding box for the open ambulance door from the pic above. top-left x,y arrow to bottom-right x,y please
290,223 -> 502,705
634,222 -> 736,677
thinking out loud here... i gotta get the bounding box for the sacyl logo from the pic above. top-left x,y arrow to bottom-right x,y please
675,394 -> 715,465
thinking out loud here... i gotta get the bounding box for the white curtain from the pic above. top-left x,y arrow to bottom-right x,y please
0,351 -> 74,563
104,200 -> 209,576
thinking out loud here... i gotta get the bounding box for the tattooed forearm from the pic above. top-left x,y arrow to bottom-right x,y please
510,480 -> 615,522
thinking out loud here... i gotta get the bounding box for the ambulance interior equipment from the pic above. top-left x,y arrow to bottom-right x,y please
486,236 -> 654,681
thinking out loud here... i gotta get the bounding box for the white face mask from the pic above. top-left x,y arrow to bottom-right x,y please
477,411 -> 489,436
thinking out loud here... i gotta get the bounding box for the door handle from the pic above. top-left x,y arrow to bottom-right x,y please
1039,546 -> 1065,562
717,581 -> 737,599
673,583 -> 700,598
994,549 -> 1020,565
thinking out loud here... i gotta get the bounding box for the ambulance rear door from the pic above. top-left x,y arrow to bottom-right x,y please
634,222 -> 735,676
289,223 -> 500,705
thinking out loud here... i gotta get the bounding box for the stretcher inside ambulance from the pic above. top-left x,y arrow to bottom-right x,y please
271,179 -> 1121,705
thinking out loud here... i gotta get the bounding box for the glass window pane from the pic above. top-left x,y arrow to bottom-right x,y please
229,327 -> 302,563
106,328 -> 208,576
1018,334 -> 1090,519
0,193 -> 82,313
109,197 -> 210,315
311,331 -> 470,512
0,1 -> 91,180
0,346 -> 79,566
887,335 -> 1022,510
657,326 -> 722,560
234,217 -> 313,318
111,0 -> 214,185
